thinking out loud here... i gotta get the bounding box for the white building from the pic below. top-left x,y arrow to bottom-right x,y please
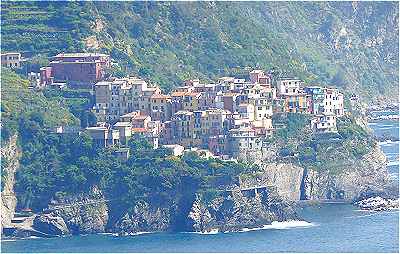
323,88 -> 344,117
162,144 -> 185,156
276,78 -> 302,96
310,114 -> 337,133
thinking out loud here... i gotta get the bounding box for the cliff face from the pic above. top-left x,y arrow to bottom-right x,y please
112,200 -> 171,234
187,189 -> 298,233
1,135 -> 20,233
49,186 -> 109,235
248,144 -> 389,202
240,163 -> 305,201
302,144 -> 389,201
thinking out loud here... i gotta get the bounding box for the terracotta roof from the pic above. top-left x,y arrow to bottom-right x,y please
171,91 -> 187,97
131,127 -> 147,133
185,92 -> 201,97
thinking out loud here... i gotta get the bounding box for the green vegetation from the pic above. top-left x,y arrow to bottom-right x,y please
1,69 -> 252,213
1,2 -> 398,101
1,68 -> 78,141
14,127 -> 252,211
272,112 -> 377,174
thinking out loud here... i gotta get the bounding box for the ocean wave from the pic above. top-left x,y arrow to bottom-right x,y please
236,220 -> 316,232
130,231 -> 152,236
113,231 -> 153,237
379,141 -> 400,146
1,239 -> 17,242
388,161 -> 400,166
185,228 -> 219,235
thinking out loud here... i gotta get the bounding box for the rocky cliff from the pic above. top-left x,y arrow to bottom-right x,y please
111,200 -> 172,235
301,144 -> 389,201
187,189 -> 298,233
48,186 -> 109,235
1,135 -> 20,234
240,163 -> 305,201
246,143 -> 390,203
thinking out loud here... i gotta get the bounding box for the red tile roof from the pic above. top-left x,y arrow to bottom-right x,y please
131,127 -> 147,133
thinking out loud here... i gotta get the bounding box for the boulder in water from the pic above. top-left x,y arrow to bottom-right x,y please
355,196 -> 399,211
33,214 -> 69,236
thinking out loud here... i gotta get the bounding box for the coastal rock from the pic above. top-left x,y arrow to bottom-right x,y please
260,163 -> 304,201
187,188 -> 298,233
112,200 -> 170,234
187,195 -> 213,232
237,162 -> 304,201
33,214 -> 69,236
50,186 -> 109,234
1,135 -> 20,234
355,196 -> 399,211
302,144 -> 390,201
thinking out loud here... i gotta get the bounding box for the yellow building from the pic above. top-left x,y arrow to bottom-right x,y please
284,93 -> 308,113
182,92 -> 202,112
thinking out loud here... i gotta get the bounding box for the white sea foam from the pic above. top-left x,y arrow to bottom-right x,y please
1,239 -> 17,242
379,125 -> 397,128
379,141 -> 399,146
112,231 -> 153,237
129,231 -> 152,236
237,220 -> 316,232
188,228 -> 219,235
388,161 -> 400,166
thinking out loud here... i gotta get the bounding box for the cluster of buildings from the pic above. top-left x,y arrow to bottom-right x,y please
90,68 -> 344,159
3,51 -> 345,160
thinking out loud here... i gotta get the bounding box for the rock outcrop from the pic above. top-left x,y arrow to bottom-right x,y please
301,144 -> 389,201
112,200 -> 171,235
1,135 -> 21,234
240,163 -> 305,201
49,186 -> 108,234
33,214 -> 69,236
356,197 -> 399,211
187,188 -> 298,233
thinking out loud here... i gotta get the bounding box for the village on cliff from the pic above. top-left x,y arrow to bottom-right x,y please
2,52 -> 347,161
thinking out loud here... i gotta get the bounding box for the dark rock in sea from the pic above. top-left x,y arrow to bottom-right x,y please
187,187 -> 299,233
33,214 -> 69,236
355,196 -> 399,211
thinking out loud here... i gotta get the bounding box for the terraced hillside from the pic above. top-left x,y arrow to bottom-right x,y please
1,1 -> 398,102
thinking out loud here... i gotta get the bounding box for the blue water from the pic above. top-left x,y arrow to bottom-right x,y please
368,118 -> 399,182
2,117 -> 399,253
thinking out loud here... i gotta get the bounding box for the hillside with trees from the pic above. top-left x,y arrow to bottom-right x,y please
1,1 -> 398,102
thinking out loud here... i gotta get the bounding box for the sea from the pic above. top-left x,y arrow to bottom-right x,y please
2,112 -> 399,253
